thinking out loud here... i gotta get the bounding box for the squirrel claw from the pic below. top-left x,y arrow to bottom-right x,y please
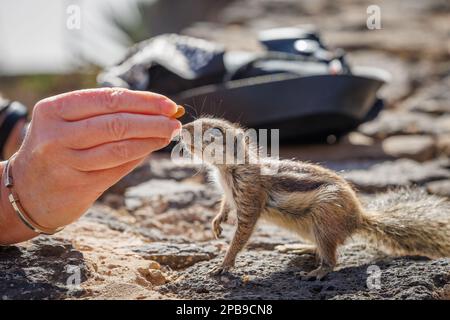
298,267 -> 330,281
209,265 -> 230,276
212,219 -> 223,239
298,271 -> 316,281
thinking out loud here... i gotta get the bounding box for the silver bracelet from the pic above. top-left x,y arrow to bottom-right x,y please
3,154 -> 64,235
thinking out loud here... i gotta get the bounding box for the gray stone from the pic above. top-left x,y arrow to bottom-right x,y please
426,180 -> 450,198
158,247 -> 450,300
247,225 -> 300,250
437,134 -> 450,157
358,111 -> 442,139
132,243 -> 218,269
126,179 -> 203,199
0,238 -> 89,299
402,77 -> 450,115
125,179 -> 220,209
347,51 -> 412,104
381,135 -> 436,162
341,159 -> 450,192
105,157 -> 203,195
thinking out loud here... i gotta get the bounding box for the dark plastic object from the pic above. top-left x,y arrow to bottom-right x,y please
174,73 -> 384,142
98,31 -> 387,142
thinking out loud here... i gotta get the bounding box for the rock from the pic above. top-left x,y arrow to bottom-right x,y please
148,260 -> 161,270
358,111 -> 442,139
401,77 -> 450,115
101,194 -> 125,209
85,206 -> 171,241
247,225 -> 300,250
133,243 -> 218,269
137,267 -> 167,286
280,136 -> 388,163
436,116 -> 450,135
126,179 -> 202,199
85,207 -> 135,233
124,197 -> 143,211
426,180 -> 450,198
409,100 -> 450,115
104,157 -> 203,195
437,134 -> 450,157
125,179 -> 220,210
0,237 -> 89,299
347,51 -> 412,104
381,135 -> 435,161
325,29 -> 448,61
147,270 -> 167,286
342,159 -> 450,192
158,247 -> 450,300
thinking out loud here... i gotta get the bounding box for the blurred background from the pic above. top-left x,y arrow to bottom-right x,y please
1,0 -> 448,107
0,0 -> 230,105
0,0 -> 449,164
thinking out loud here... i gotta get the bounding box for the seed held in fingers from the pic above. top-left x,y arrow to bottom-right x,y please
172,105 -> 185,119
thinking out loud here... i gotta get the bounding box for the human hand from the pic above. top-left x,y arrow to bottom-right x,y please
0,88 -> 180,243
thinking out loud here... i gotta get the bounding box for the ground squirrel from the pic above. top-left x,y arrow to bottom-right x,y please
180,117 -> 450,280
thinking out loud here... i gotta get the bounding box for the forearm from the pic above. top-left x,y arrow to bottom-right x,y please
0,161 -> 37,245
219,197 -> 230,218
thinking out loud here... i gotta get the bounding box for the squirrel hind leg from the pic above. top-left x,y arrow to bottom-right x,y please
299,227 -> 340,280
298,245 -> 337,281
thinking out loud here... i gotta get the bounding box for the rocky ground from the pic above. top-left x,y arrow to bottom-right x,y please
1,0 -> 449,300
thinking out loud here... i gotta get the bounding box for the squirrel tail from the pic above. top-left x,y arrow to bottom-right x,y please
358,188 -> 450,258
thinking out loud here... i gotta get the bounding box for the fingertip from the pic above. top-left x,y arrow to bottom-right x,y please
172,119 -> 182,130
159,98 -> 178,116
170,119 -> 182,140
155,137 -> 171,149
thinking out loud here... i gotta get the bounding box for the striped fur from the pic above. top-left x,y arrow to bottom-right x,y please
182,118 -> 450,279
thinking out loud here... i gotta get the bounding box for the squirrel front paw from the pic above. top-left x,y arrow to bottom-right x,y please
212,217 -> 223,239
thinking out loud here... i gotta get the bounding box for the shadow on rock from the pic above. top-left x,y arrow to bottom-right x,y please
160,250 -> 449,300
0,237 -> 90,300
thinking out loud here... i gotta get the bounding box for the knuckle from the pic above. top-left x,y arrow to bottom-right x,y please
66,118 -> 93,148
107,114 -> 128,140
110,141 -> 130,160
80,117 -> 94,132
32,100 -> 51,119
101,87 -> 126,111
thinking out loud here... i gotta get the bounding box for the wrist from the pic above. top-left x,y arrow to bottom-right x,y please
0,161 -> 37,244
4,118 -> 27,160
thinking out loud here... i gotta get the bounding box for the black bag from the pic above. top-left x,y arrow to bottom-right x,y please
98,27 -> 387,142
